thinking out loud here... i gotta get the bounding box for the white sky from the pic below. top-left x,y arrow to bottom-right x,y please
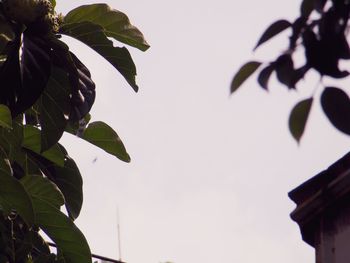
56,1 -> 350,263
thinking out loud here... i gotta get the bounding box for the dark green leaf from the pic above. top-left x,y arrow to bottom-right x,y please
21,175 -> 91,263
231,61 -> 261,94
61,22 -> 139,92
39,67 -> 70,152
21,175 -> 64,209
64,3 -> 150,51
254,20 -> 291,50
0,158 -> 34,226
0,105 -> 12,129
82,121 -> 130,162
53,155 -> 83,220
289,98 -> 313,142
22,126 -> 41,153
22,126 -> 65,167
257,64 -> 275,90
321,87 -> 350,135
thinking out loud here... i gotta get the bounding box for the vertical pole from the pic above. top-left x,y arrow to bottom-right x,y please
117,207 -> 122,261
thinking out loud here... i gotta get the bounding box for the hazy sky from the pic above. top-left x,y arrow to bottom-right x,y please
56,1 -> 350,263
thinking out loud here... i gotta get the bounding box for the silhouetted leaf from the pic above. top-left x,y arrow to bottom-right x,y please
39,67 -> 70,152
321,87 -> 350,135
15,34 -> 51,116
0,158 -> 34,226
301,0 -> 315,17
275,54 -> 295,89
231,61 -> 261,94
82,121 -> 130,162
68,53 -> 96,121
61,21 -> 138,92
254,20 -> 291,50
0,105 -> 12,129
257,64 -> 275,90
289,98 -> 313,142
21,175 -> 92,263
64,3 -> 150,51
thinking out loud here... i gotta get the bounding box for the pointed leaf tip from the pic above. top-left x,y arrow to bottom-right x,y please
231,61 -> 261,94
289,98 -> 313,143
254,20 -> 291,50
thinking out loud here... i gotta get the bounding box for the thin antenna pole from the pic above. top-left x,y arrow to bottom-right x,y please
117,206 -> 122,261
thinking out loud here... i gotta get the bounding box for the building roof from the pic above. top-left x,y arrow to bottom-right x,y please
288,152 -> 350,246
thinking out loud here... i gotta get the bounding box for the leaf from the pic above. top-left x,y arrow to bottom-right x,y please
231,61 -> 261,94
289,98 -> 313,142
21,175 -> 92,263
321,87 -> 350,135
64,3 -> 150,51
0,158 -> 34,226
275,54 -> 295,89
15,33 -> 51,116
21,176 -> 64,209
22,126 -> 41,153
257,64 -> 275,90
22,126 -> 65,167
68,53 -> 96,121
0,105 -> 12,129
52,155 -> 83,220
23,145 -> 83,220
61,21 -> 139,92
39,67 -> 70,152
301,0 -> 315,17
82,121 -> 130,162
254,20 -> 291,50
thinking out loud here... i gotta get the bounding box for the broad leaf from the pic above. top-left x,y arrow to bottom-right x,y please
64,3 -> 150,51
321,87 -> 350,135
0,158 -> 34,226
23,146 -> 83,220
22,126 -> 65,167
0,122 -> 23,161
257,64 -> 275,90
82,121 -> 130,162
61,22 -> 139,92
15,33 -> 51,116
39,67 -> 70,152
52,155 -> 83,220
21,175 -> 91,263
254,20 -> 291,50
0,105 -> 12,129
289,98 -> 313,142
231,61 -> 261,94
21,176 -> 64,209
68,53 -> 96,121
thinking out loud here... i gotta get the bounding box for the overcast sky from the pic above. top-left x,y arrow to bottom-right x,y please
56,1 -> 350,263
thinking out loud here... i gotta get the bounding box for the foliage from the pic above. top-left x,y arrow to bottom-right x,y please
0,1 -> 149,262
231,0 -> 350,142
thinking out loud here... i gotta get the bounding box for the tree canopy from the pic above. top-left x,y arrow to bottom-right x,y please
0,1 -> 149,262
231,0 -> 350,142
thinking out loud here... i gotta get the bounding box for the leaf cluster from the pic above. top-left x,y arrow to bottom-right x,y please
0,1 -> 149,263
231,0 -> 350,142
